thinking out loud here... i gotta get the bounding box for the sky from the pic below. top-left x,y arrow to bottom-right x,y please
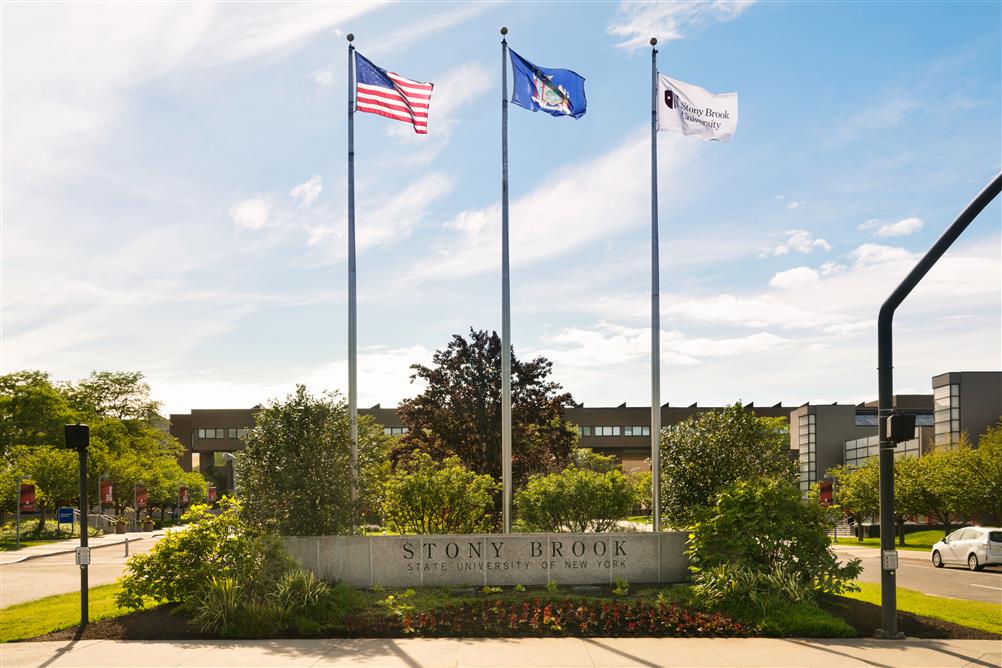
2,1 -> 1000,416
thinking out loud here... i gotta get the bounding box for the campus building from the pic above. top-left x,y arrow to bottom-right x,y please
169,402 -> 794,489
170,370 -> 999,494
790,371 -> 1001,493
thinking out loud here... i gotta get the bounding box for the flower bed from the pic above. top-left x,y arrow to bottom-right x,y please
346,597 -> 751,638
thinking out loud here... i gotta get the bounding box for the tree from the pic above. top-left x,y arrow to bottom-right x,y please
971,420 -> 1002,524
687,477 -> 861,597
0,371 -> 76,455
235,385 -> 392,535
381,452 -> 499,534
893,456 -> 924,546
827,460 -> 880,542
515,464 -> 637,532
61,371 -> 162,423
396,330 -> 577,502
658,403 -> 795,529
914,445 -> 977,536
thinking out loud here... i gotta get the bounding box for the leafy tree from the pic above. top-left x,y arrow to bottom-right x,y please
893,455 -> 924,546
236,385 -> 392,535
827,460 -> 880,541
61,371 -> 162,423
381,452 -> 499,534
914,445 -> 977,536
396,329 -> 577,499
687,477 -> 861,598
658,403 -> 795,528
515,464 -> 637,532
0,371 -> 76,455
971,421 -> 1002,524
571,447 -> 618,472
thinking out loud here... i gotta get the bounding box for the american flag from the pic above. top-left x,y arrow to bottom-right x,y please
354,52 -> 433,135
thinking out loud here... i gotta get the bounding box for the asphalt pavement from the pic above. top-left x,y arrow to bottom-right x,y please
0,533 -> 164,607
833,545 -> 1002,604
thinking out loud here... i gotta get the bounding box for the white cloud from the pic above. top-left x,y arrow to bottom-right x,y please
769,266 -> 820,289
787,200 -> 802,209
858,218 -> 882,231
850,243 -> 913,266
290,176 -> 323,208
608,0 -> 756,49
229,198 -> 271,230
409,130 -> 696,281
770,229 -> 831,256
876,216 -> 924,237
312,69 -> 334,88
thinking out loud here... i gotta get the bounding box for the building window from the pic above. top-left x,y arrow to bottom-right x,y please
623,426 -> 650,436
237,428 -> 249,439
933,383 -> 960,446
592,426 -> 621,437
213,452 -> 227,467
382,427 -> 409,436
579,426 -> 592,437
798,414 -> 816,493
854,414 -> 878,426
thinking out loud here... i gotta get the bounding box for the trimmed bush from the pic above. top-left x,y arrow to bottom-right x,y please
515,465 -> 637,532
381,452 -> 499,534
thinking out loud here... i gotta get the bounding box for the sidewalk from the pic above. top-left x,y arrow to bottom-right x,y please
0,532 -> 159,566
1,638 -> 999,668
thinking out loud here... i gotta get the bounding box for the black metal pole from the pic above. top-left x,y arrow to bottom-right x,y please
77,432 -> 89,626
500,26 -> 513,533
876,171 -> 1002,638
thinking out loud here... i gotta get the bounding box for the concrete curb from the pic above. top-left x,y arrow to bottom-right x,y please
0,533 -> 163,565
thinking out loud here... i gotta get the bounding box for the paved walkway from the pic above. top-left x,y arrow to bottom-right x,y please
0,532 -> 159,565
1,638 -> 999,668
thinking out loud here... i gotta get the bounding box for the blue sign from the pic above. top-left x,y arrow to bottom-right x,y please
57,507 -> 74,524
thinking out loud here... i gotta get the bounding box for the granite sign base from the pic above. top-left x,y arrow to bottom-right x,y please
284,532 -> 688,587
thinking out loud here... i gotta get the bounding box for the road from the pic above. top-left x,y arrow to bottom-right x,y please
833,545 -> 1002,604
0,535 -> 163,608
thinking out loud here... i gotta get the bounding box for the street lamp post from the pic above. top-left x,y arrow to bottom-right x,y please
15,475 -> 29,549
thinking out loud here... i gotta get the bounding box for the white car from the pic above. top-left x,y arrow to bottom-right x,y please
931,526 -> 1002,571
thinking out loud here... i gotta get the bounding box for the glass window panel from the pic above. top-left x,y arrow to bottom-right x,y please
799,415 -> 808,426
934,396 -> 951,409
934,385 -> 951,399
951,408 -> 960,421
950,384 -> 960,397
809,415 -> 816,424
197,429 -> 205,438
935,421 -> 950,435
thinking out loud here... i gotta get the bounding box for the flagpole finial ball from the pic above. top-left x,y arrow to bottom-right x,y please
500,26 -> 508,35
347,33 -> 354,42
650,37 -> 657,46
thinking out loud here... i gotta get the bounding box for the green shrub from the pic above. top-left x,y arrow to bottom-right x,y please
116,499 -> 294,610
190,576 -> 241,635
687,477 -> 861,606
270,569 -> 330,615
515,465 -> 637,532
381,452 -> 499,534
691,562 -> 811,617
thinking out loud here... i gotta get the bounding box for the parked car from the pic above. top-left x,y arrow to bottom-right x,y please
931,526 -> 1002,571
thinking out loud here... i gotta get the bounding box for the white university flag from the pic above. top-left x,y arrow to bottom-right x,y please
658,74 -> 738,142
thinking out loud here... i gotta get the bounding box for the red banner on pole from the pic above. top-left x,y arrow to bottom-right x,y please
178,486 -> 189,506
135,486 -> 148,510
207,487 -> 217,503
19,483 -> 36,513
100,479 -> 113,505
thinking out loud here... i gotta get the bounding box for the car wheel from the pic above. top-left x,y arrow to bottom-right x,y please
968,553 -> 983,571
932,550 -> 944,568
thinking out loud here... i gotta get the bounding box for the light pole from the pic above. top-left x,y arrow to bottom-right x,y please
221,452 -> 238,496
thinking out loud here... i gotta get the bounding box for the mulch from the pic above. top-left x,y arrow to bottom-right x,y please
822,596 -> 1002,640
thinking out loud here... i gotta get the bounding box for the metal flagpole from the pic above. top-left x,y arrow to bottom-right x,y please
649,38 -> 661,533
347,33 -> 359,514
500,26 -> 513,534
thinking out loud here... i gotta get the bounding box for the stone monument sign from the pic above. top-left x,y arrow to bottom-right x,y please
285,532 -> 688,587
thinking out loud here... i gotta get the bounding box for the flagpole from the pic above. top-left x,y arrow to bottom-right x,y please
347,33 -> 359,518
650,37 -> 661,533
500,26 -> 513,534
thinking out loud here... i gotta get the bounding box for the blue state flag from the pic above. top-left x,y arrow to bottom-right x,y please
509,49 -> 586,119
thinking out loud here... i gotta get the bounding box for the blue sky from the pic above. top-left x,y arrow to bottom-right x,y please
3,1 -> 1000,415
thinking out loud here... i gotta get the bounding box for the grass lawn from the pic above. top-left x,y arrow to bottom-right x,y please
843,581 -> 1002,635
625,515 -> 652,524
0,539 -> 55,551
834,529 -> 946,552
0,583 -> 156,642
